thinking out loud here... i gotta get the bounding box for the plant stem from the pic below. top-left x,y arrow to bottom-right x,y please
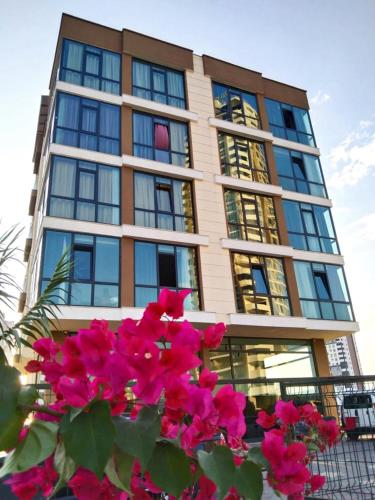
20,404 -> 62,417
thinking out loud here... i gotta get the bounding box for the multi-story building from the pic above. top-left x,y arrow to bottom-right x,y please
20,14 -> 359,409
326,336 -> 361,377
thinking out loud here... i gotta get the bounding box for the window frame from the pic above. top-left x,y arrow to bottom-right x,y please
132,111 -> 190,167
273,146 -> 328,198
134,241 -> 201,310
133,171 -> 195,233
132,58 -> 186,109
224,189 -> 280,244
265,98 -> 316,146
47,155 -> 121,225
212,82 -> 261,129
283,199 -> 339,254
231,252 -> 291,316
53,92 -> 121,156
39,229 -> 121,308
294,261 -> 355,321
218,132 -> 270,183
59,38 -> 121,95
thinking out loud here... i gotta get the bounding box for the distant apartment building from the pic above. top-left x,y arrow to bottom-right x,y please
20,14 -> 359,409
326,336 -> 361,376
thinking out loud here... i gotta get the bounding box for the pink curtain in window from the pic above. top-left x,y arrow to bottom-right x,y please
154,124 -> 169,150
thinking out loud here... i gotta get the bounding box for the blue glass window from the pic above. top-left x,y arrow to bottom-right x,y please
218,132 -> 269,183
48,156 -> 120,224
294,261 -> 353,321
133,112 -> 190,167
60,39 -> 121,95
40,230 -> 120,307
213,82 -> 260,128
134,241 -> 200,310
134,172 -> 194,232
273,146 -> 327,197
283,200 -> 339,254
54,93 -> 120,155
132,59 -> 186,109
232,253 -> 291,316
265,98 -> 315,146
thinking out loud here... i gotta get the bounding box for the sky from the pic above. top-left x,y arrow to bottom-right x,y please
0,0 -> 374,374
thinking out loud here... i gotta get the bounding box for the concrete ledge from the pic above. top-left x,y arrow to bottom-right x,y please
208,117 -> 273,142
273,136 -> 320,156
49,143 -> 122,167
221,238 -> 294,257
56,80 -> 122,105
281,189 -> 332,207
123,154 -> 204,180
43,216 -> 122,237
122,224 -> 209,246
215,175 -> 283,196
123,93 -> 198,122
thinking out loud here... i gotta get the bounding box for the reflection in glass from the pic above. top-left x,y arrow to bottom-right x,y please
213,83 -> 260,128
224,190 -> 279,244
218,133 -> 269,183
232,253 -> 290,316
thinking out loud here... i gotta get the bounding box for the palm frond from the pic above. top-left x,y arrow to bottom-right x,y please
9,252 -> 71,342
0,223 -> 71,355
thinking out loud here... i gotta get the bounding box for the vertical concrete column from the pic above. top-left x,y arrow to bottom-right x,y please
186,55 -> 236,323
313,339 -> 331,377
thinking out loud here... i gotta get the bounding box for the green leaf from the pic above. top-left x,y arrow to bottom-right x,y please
105,448 -> 133,494
61,400 -> 115,479
0,420 -> 58,478
234,460 -> 263,500
69,407 -> 84,422
114,406 -> 161,469
247,446 -> 269,469
17,385 -> 39,409
147,441 -> 191,498
0,365 -> 23,451
51,441 -> 76,496
198,446 -> 236,500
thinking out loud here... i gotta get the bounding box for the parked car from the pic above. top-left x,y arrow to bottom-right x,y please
342,393 -> 375,440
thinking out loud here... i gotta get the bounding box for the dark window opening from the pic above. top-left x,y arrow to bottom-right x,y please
252,265 -> 268,294
292,156 -> 306,179
282,109 -> 296,129
158,252 -> 177,287
314,272 -> 331,300
73,246 -> 93,281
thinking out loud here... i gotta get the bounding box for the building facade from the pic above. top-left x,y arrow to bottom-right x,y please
21,14 -> 359,409
326,335 -> 361,377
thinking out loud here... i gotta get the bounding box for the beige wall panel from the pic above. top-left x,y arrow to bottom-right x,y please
187,55 -> 236,315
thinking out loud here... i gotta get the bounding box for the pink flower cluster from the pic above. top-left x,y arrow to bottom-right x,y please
5,289 -> 336,500
257,400 -> 340,499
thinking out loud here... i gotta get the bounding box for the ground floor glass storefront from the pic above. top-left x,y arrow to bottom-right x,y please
209,338 -> 316,412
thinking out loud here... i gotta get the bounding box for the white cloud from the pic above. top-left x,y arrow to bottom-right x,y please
327,121 -> 375,188
347,213 -> 375,242
310,90 -> 331,106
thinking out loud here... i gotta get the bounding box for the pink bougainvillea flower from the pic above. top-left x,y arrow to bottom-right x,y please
310,474 -> 326,492
157,288 -> 191,319
196,475 -> 217,500
57,376 -> 93,408
5,468 -> 40,500
214,385 -> 246,438
32,338 -> 60,360
261,429 -> 286,465
25,360 -> 42,373
185,384 -> 214,420
68,468 -> 127,500
165,375 -> 190,411
40,360 -> 64,387
275,400 -> 300,426
171,320 -> 202,353
256,410 -> 277,429
77,321 -> 115,376
198,367 -> 218,390
284,441 -> 307,462
201,323 -> 225,349
160,345 -> 201,376
317,419 -> 340,446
